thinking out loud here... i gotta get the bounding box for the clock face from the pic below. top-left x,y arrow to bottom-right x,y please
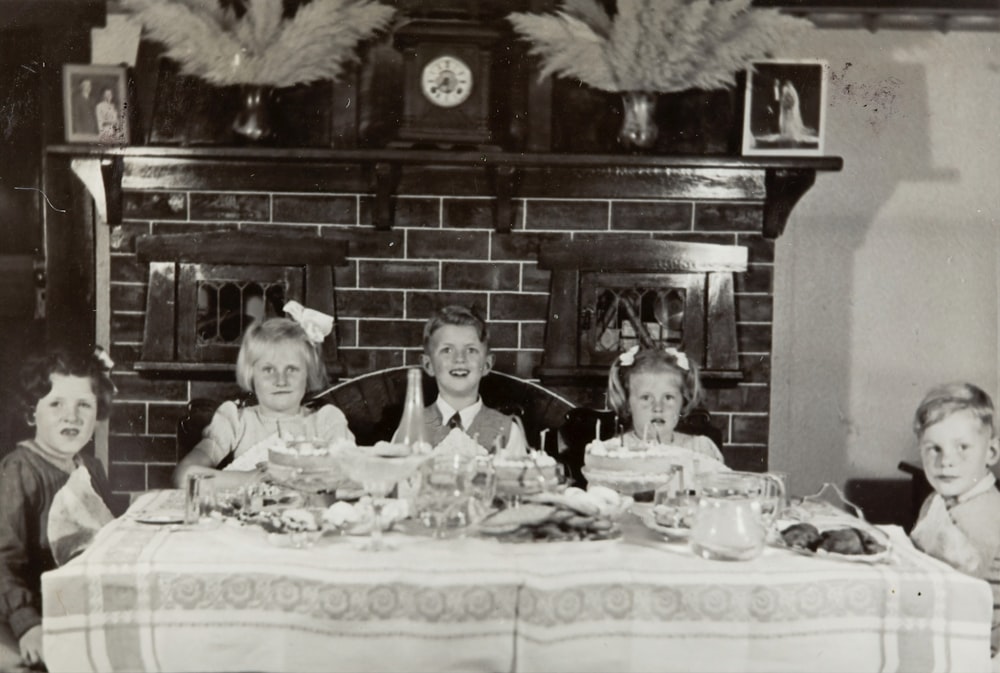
420,55 -> 473,108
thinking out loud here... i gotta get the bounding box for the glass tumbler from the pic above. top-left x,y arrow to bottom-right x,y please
185,473 -> 217,525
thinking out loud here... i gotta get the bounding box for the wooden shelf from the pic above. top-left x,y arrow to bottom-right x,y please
47,145 -> 842,238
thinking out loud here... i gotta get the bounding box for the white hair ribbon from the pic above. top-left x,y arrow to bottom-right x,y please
283,300 -> 333,345
93,346 -> 115,371
617,345 -> 689,371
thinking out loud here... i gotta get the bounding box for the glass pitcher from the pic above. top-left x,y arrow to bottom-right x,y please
689,471 -> 785,561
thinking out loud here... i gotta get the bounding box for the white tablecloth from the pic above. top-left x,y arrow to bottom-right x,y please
42,490 -> 992,673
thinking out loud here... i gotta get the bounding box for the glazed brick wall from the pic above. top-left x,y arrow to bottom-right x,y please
105,189 -> 773,504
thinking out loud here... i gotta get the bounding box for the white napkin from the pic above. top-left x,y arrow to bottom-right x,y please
47,465 -> 114,566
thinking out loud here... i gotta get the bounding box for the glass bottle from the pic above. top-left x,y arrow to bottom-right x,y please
392,367 -> 432,454
393,367 -> 431,504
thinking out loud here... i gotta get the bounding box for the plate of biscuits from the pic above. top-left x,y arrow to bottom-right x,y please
475,488 -> 625,543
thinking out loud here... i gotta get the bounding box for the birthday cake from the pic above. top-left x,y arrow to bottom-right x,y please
493,423 -> 559,497
583,436 -> 727,495
268,437 -> 355,471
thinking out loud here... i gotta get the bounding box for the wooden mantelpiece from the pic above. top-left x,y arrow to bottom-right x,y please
46,146 -> 841,237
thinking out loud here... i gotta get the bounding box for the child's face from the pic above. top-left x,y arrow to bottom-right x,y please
919,409 -> 999,499
628,369 -> 685,442
422,324 -> 493,403
34,374 -> 98,458
251,344 -> 308,416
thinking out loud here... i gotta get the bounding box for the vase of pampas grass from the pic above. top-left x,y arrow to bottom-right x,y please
508,0 -> 811,152
123,0 -> 395,142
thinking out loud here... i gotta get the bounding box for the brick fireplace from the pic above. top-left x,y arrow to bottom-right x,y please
44,148 -> 839,511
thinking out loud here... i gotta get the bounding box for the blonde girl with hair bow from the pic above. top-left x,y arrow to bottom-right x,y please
173,302 -> 353,489
606,346 -> 724,462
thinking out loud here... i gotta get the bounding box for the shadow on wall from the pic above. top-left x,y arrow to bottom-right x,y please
845,478 -> 915,530
774,34 -> 964,498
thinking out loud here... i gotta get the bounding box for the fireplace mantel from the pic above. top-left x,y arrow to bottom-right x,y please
46,145 -> 841,237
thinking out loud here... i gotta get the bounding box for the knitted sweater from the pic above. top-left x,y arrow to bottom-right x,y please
0,443 -> 111,639
423,404 -> 513,452
911,474 -> 1000,656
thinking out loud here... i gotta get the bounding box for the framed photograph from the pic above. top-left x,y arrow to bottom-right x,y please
742,59 -> 827,156
62,64 -> 130,145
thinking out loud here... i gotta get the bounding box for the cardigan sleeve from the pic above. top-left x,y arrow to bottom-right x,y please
310,404 -> 355,443
0,454 -> 43,639
192,401 -> 243,466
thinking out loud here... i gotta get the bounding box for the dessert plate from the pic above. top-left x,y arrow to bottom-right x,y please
632,503 -> 690,540
134,511 -> 185,525
771,517 -> 892,564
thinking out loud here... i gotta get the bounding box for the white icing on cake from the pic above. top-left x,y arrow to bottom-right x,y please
433,428 -> 488,457
268,437 -> 354,470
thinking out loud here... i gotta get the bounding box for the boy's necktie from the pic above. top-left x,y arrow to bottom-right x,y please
447,413 -> 463,430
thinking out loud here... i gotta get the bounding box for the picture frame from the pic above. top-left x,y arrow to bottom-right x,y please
62,64 -> 130,145
742,59 -> 827,156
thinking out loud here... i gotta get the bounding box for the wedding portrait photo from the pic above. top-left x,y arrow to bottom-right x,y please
742,59 -> 827,156
62,63 -> 129,145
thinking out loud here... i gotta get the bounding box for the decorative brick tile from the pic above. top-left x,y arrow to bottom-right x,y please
336,289 -> 404,318
152,221 -> 238,236
520,322 -> 546,349
111,435 -> 177,463
736,295 -> 773,323
360,196 -> 439,228
735,263 -> 773,294
358,320 -> 423,347
110,256 -> 145,283
703,385 -> 771,414
739,354 -> 771,384
113,374 -> 188,402
440,262 -> 519,291
487,322 -> 518,349
334,259 -> 358,288
695,203 -> 764,232
111,313 -> 144,343
336,318 -> 358,348
649,232 -> 738,246
109,222 -> 152,252
442,198 -> 525,230
322,228 -> 404,259
123,191 -> 187,220
190,381 -> 243,401
408,229 -> 490,260
738,324 -> 772,352
273,194 -> 356,224
109,344 -> 141,368
190,193 -> 269,221
147,464 -> 176,490
341,348 -> 405,376
522,263 -> 550,293
732,414 -> 770,444
110,403 -> 146,435
738,233 -> 775,263
491,293 -> 548,321
721,445 -> 767,472
610,201 -> 692,231
108,462 -> 146,492
110,284 -> 146,312
524,200 -> 608,231
359,260 -> 438,289
407,292 -> 488,320
491,232 -> 568,261
147,403 -> 190,435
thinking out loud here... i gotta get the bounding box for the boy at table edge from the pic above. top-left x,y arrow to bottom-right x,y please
420,305 -> 524,451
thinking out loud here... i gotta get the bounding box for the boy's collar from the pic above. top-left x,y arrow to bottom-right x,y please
952,472 -> 997,505
436,397 -> 482,427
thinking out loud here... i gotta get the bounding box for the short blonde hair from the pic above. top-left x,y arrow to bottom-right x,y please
422,305 -> 489,353
235,318 -> 328,393
913,382 -> 995,438
607,347 -> 702,421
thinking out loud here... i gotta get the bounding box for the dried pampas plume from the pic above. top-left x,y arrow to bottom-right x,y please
508,0 -> 811,93
123,0 -> 396,87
